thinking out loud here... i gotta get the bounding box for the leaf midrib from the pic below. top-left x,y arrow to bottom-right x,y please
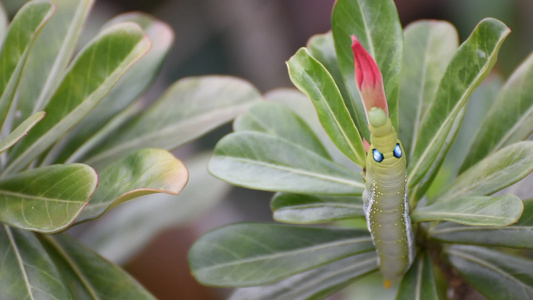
448,248 -> 533,293
195,236 -> 373,274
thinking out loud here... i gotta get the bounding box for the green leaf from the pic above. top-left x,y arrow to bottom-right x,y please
408,18 -> 510,189
76,148 -> 188,223
0,112 -> 45,154
427,76 -> 503,197
0,226 -> 73,299
0,0 -> 54,132
331,0 -> 403,131
429,199 -> 533,248
208,131 -> 365,195
188,223 -> 374,287
79,152 -> 228,264
265,89 -> 357,169
307,32 -> 357,130
84,76 -> 260,167
287,48 -> 365,167
412,195 -> 523,226
460,51 -> 533,173
56,12 -> 175,164
399,20 -> 458,158
396,253 -> 439,300
0,3 -> 7,46
446,245 -> 533,300
234,101 -> 331,159
5,22 -> 151,174
230,252 -> 378,300
271,193 -> 364,224
14,0 -> 93,128
42,234 -> 155,299
433,141 -> 533,203
0,164 -> 97,233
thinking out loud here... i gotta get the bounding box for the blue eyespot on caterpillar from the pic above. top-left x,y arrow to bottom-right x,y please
373,149 -> 384,162
352,35 -> 415,284
393,143 -> 402,158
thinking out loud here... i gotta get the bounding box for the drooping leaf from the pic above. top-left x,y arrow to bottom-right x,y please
287,48 -> 365,166
331,0 -> 403,131
429,199 -> 533,249
411,195 -> 523,226
271,193 -> 364,224
76,148 -> 188,223
188,223 -> 374,287
307,31 -> 356,127
234,101 -> 331,159
42,234 -> 156,299
0,0 -> 54,132
396,253 -> 439,300
399,20 -> 458,158
230,252 -> 378,300
433,141 -> 533,203
84,76 -> 260,167
0,226 -> 73,299
446,245 -> 533,300
0,164 -> 97,233
5,22 -> 151,174
55,12 -> 174,164
460,51 -> 533,173
79,152 -> 228,264
14,0 -> 94,128
208,131 -> 365,195
0,112 -> 45,154
408,18 -> 510,189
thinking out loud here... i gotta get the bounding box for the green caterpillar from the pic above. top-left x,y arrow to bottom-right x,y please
351,35 -> 414,285
363,107 -> 414,284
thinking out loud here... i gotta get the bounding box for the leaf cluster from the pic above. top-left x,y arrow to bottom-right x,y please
189,0 -> 533,299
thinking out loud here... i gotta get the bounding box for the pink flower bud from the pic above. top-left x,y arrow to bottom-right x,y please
351,35 -> 388,117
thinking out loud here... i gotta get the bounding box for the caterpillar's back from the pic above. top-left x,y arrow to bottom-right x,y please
363,108 -> 414,281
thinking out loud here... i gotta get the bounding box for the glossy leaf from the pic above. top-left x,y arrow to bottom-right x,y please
446,245 -> 533,300
79,152 -> 228,264
188,223 -> 374,287
271,193 -> 364,224
208,131 -> 365,195
0,112 -> 45,154
42,234 -> 155,299
0,1 -> 54,131
399,20 -> 458,157
433,141 -> 533,203
265,89 -> 359,169
0,226 -> 73,299
429,199 -> 533,248
412,195 -> 523,226
56,12 -> 174,164
332,0 -> 403,131
84,76 -> 260,167
5,22 -> 151,174
307,32 -> 357,129
396,253 -> 439,300
461,51 -> 533,173
76,148 -> 188,223
408,18 -> 510,189
0,164 -> 97,233
230,252 -> 378,300
234,101 -> 330,159
287,48 -> 365,167
14,0 -> 93,128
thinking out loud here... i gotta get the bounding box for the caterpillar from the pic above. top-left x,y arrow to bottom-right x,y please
351,35 -> 415,286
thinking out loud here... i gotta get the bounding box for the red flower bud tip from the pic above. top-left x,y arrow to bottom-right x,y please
351,35 -> 388,117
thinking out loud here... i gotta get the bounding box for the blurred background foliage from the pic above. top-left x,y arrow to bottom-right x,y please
2,0 -> 531,299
